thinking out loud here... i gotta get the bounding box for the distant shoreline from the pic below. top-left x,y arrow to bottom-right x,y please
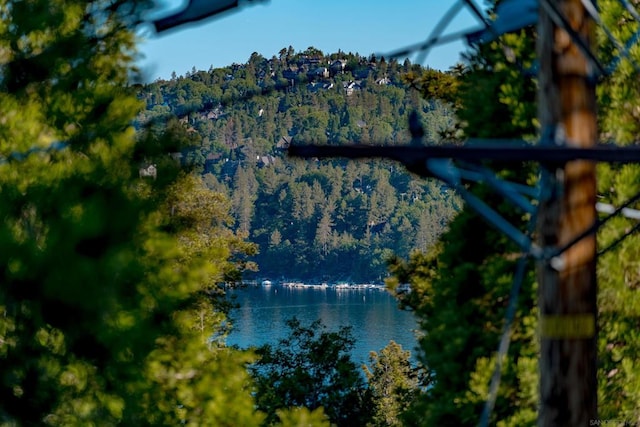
238,280 -> 388,291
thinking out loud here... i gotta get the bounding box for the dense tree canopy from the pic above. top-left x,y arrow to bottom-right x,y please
364,340 -> 427,427
387,2 -> 640,426
0,1 -> 262,424
139,52 -> 462,281
595,0 -> 640,420
386,21 -> 540,426
249,317 -> 371,427
9,0 -> 640,425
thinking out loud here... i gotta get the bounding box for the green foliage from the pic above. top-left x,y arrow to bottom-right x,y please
1,1 -> 154,422
274,407 -> 330,427
403,67 -> 462,110
595,1 -> 640,421
457,30 -> 538,139
139,50 -> 462,281
363,340 -> 426,427
388,222 -> 538,426
0,0 -> 263,425
249,317 -> 372,427
387,2 -> 640,425
385,9 -> 540,425
132,173 -> 263,426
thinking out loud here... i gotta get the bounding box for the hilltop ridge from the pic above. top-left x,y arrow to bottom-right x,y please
137,47 -> 462,281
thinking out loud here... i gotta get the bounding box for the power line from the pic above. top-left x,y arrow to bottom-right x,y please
0,141 -> 69,164
478,244 -> 534,427
143,1 -> 640,424
288,143 -> 640,165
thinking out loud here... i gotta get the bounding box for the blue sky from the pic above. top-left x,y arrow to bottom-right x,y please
136,0 -> 486,82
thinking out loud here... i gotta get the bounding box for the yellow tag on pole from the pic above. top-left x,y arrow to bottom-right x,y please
539,314 -> 596,339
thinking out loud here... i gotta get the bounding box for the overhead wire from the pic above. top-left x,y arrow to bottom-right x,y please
413,0 -> 466,65
5,9 -> 640,413
478,242 -> 533,427
550,189 -> 640,259
380,0 -> 488,65
598,220 -> 640,256
137,1 -> 640,259
376,3 -> 640,425
0,141 -> 69,164
580,0 -> 640,74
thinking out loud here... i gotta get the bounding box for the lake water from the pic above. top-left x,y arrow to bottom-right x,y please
226,284 -> 420,366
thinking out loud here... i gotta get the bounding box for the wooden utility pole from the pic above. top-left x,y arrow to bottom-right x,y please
537,0 -> 598,426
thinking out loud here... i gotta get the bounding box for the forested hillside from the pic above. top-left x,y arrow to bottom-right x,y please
5,0 -> 640,425
138,48 -> 462,281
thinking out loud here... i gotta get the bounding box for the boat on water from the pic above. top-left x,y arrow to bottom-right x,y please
254,280 -> 387,291
335,283 -> 386,291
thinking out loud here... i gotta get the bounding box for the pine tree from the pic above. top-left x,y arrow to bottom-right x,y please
364,340 -> 426,427
387,15 -> 540,426
594,1 -> 640,420
315,211 -> 334,257
250,318 -> 371,427
390,2 -> 640,425
0,1 -> 263,424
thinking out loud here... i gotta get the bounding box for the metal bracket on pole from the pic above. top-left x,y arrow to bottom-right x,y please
287,141 -> 640,267
426,159 -> 544,258
456,163 -> 538,213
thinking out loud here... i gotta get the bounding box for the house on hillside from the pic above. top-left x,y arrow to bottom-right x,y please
139,164 -> 157,180
283,65 -> 299,80
203,106 -> 225,120
276,136 -> 292,150
308,67 -> 329,80
330,59 -> 347,76
307,82 -> 321,93
343,80 -> 362,96
257,155 -> 277,167
298,56 -> 322,67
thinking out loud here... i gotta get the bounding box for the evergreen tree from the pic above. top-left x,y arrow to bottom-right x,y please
232,165 -> 258,234
250,318 -> 372,427
594,0 -> 640,420
0,1 -> 263,424
139,47 -> 461,281
390,3 -> 640,426
387,16 -> 540,426
315,211 -> 334,257
363,340 -> 426,427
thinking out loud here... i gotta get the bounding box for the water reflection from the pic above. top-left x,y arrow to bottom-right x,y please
226,285 -> 419,365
